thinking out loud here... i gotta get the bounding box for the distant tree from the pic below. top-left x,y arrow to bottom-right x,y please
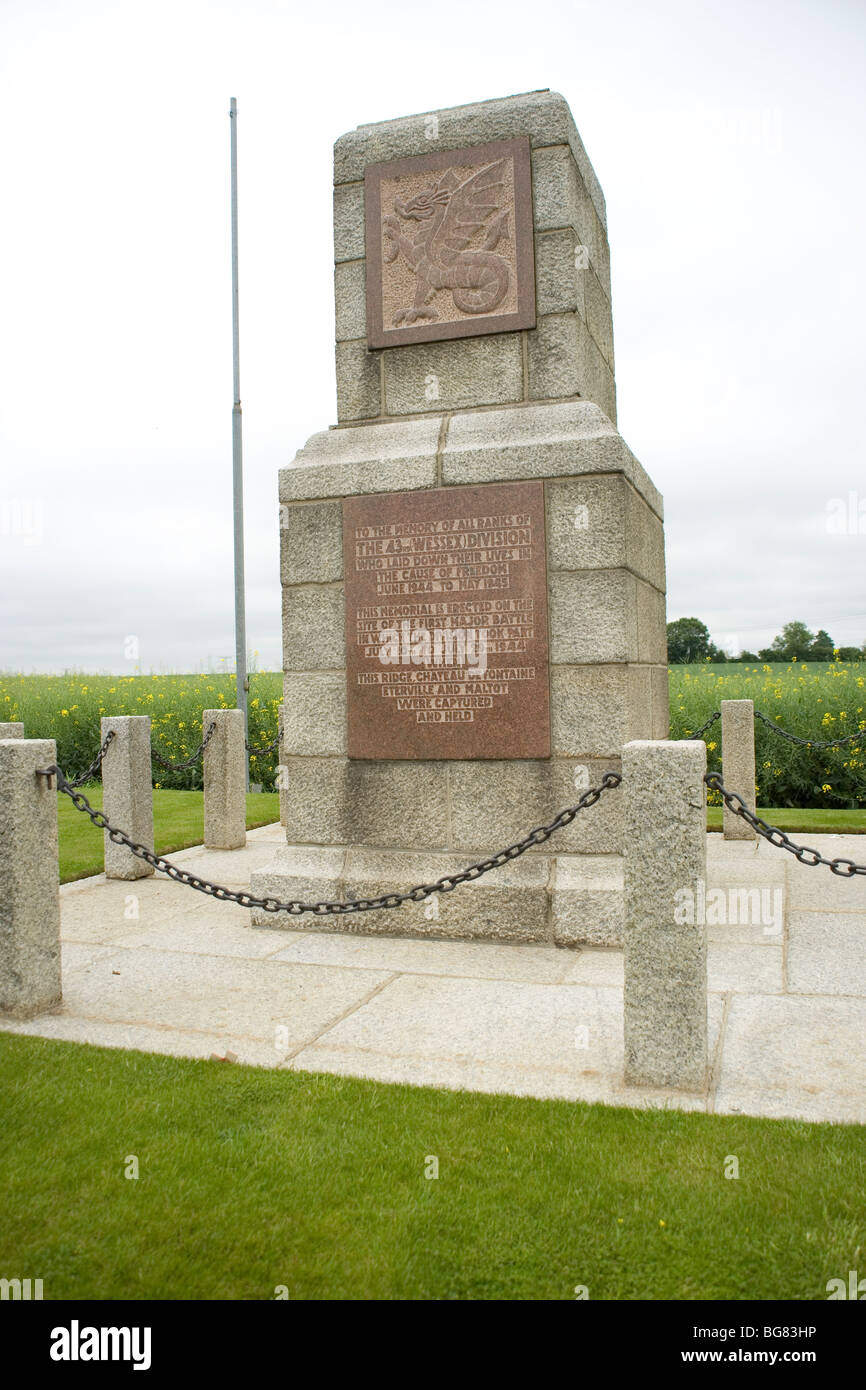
836,646 -> 863,662
766,621 -> 817,663
809,628 -> 835,661
737,651 -> 759,662
667,617 -> 713,663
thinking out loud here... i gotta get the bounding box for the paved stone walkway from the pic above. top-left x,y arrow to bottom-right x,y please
2,825 -> 865,1124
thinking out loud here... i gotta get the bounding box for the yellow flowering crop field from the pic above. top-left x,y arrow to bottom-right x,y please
0,672 -> 283,790
1,661 -> 863,806
669,661 -> 865,807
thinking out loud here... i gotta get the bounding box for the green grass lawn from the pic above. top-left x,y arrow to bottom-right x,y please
707,806 -> 866,834
0,1034 -> 862,1301
59,788 -> 280,883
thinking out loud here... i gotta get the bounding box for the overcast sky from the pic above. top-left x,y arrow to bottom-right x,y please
1,0 -> 864,674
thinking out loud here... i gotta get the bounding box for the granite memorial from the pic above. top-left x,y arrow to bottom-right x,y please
252,89 -> 668,945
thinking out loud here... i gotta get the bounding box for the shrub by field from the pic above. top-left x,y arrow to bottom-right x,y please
1,661 -> 864,807
669,661 -> 865,808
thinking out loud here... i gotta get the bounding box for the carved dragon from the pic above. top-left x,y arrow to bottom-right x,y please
382,159 -> 511,326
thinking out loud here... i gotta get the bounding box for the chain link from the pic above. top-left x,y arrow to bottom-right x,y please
151,721 -> 218,772
40,763 -> 621,915
245,734 -> 280,756
753,708 -> 865,750
704,771 -> 866,876
65,729 -> 116,788
678,710 -> 721,741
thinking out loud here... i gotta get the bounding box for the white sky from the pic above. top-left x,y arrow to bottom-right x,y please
1,0 -> 864,673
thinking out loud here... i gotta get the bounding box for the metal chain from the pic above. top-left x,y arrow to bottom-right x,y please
245,734 -> 280,756
679,710 -> 721,741
151,721 -> 218,772
753,708 -> 865,750
704,771 -> 866,876
39,763 -> 621,916
65,729 -> 116,788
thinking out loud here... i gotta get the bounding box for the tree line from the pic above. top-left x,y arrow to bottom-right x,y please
667,618 -> 865,664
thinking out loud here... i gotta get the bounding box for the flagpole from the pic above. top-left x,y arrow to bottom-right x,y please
229,96 -> 249,789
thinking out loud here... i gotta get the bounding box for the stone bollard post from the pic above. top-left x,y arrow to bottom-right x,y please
278,704 -> 287,828
623,739 -> 708,1091
0,723 -> 24,738
101,715 -> 155,880
203,709 -> 246,850
0,739 -> 62,1017
721,699 -> 757,841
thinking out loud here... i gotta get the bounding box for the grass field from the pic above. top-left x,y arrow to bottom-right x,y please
0,1034 -> 863,1301
58,789 -> 280,883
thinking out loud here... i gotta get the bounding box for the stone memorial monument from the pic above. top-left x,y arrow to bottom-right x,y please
251,90 -> 668,945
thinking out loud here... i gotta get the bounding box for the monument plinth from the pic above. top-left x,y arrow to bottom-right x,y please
252,90 -> 668,945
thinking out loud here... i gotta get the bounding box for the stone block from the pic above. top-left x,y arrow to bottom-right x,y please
279,499 -> 343,584
531,144 -> 596,246
332,847 -> 552,942
333,181 -> 365,262
527,311 -> 616,420
0,723 -> 24,738
550,665 -> 653,758
584,266 -> 614,370
280,415 -> 441,502
534,229 -> 586,317
626,481 -> 666,590
552,854 -> 625,945
622,739 -> 708,1091
650,666 -> 671,740
282,757 -> 450,850
636,579 -> 667,664
282,673 -> 347,755
382,334 -> 523,415
448,757 -> 623,855
334,89 -> 607,230
0,738 -> 62,1018
336,339 -> 381,422
441,400 -> 662,518
282,583 -> 345,671
202,709 -> 246,851
334,259 -> 367,342
722,699 -> 757,841
101,715 -> 154,881
249,846 -> 348,926
549,569 -> 637,664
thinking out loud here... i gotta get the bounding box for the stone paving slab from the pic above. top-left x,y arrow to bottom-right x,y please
1,827 -> 865,1125
714,994 -> 866,1124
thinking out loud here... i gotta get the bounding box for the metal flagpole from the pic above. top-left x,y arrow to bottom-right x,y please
229,97 -> 249,789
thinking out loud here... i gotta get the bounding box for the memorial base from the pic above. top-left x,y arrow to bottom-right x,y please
249,847 -> 624,947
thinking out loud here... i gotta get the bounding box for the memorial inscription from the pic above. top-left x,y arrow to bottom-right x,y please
344,480 -> 551,759
364,137 -> 536,349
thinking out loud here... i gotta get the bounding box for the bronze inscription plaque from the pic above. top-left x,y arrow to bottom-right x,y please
344,481 -> 550,760
364,137 -> 536,349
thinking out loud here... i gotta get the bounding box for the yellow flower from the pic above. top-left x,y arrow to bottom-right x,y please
61,708 -> 68,716
822,783 -> 832,792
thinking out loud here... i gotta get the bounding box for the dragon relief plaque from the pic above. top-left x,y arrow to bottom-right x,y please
364,137 -> 536,349
344,480 -> 551,760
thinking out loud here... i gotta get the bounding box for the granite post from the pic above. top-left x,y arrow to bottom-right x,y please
721,699 -> 757,841
0,723 -> 24,738
101,715 -> 154,880
203,709 -> 246,850
0,739 -> 62,1018
623,739 -> 708,1091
